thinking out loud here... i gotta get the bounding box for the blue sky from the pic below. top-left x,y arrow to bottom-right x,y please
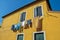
0,0 -> 60,24
49,0 -> 60,11
0,0 -> 35,24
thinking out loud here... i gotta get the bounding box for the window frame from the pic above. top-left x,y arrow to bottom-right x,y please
34,5 -> 44,18
33,31 -> 46,40
16,33 -> 24,40
20,12 -> 26,22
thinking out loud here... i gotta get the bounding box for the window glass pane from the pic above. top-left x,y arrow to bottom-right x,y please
37,6 -> 42,17
34,33 -> 44,40
17,34 -> 23,40
34,8 -> 38,17
20,12 -> 26,22
34,6 -> 42,17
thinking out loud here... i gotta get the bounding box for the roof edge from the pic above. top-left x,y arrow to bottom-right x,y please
46,0 -> 52,10
2,0 -> 37,18
2,0 -> 51,18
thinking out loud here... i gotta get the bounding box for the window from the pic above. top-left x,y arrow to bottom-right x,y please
34,6 -> 43,17
33,31 -> 45,40
17,34 -> 24,40
20,12 -> 26,22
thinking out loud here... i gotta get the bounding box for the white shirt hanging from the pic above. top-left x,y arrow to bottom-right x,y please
21,21 -> 25,27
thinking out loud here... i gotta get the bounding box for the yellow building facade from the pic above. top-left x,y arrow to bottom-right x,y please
0,0 -> 60,40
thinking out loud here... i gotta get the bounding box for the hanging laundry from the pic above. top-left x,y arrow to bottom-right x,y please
21,21 -> 26,27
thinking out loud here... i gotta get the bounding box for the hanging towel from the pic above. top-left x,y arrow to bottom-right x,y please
27,20 -> 31,25
17,23 -> 21,30
11,25 -> 15,30
11,23 -> 21,31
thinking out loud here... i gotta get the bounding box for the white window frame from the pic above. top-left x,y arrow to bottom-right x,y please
20,12 -> 26,22
16,33 -> 24,40
33,31 -> 46,40
33,5 -> 44,18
